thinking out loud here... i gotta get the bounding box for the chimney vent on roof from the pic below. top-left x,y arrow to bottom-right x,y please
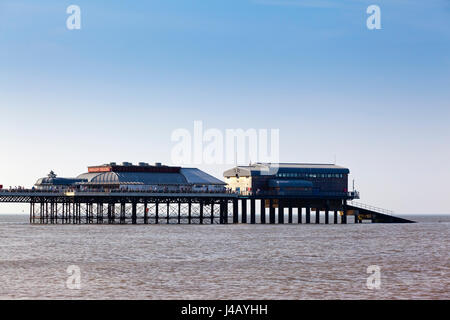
110,162 -> 116,166
122,162 -> 132,166
138,162 -> 149,166
155,162 -> 162,167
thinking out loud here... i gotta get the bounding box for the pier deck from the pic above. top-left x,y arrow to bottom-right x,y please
0,191 -> 414,224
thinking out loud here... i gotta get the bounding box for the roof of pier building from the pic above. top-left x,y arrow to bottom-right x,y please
35,162 -> 225,187
223,163 -> 350,178
76,168 -> 224,186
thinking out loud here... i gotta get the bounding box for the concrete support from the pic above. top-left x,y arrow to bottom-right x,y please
288,206 -> 293,224
241,199 -> 247,223
334,210 -> 338,224
233,199 -> 239,224
260,199 -> 266,224
315,208 -> 320,224
298,207 -> 302,224
269,199 -> 275,224
250,199 -> 256,224
306,207 -> 311,224
342,205 -> 347,224
278,201 -> 284,224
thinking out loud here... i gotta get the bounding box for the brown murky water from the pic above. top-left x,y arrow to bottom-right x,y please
0,214 -> 448,299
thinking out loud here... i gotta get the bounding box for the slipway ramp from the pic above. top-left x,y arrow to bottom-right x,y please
347,201 -> 416,223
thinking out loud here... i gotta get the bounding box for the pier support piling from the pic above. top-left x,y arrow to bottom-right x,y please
250,199 -> 256,224
269,199 -> 275,224
278,201 -> 284,224
241,199 -> 247,223
260,199 -> 266,224
233,199 -> 238,224
306,207 -> 311,224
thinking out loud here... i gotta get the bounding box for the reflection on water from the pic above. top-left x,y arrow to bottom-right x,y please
0,214 -> 448,299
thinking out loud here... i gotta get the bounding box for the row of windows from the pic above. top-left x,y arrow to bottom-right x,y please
275,172 -> 344,179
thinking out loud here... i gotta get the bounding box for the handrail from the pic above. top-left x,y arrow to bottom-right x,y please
347,201 -> 394,215
0,189 -> 234,195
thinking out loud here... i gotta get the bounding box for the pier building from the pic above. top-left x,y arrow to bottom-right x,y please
35,162 -> 225,192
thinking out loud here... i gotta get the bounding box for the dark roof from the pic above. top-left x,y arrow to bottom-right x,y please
35,177 -> 86,186
76,171 -> 188,185
35,167 -> 225,187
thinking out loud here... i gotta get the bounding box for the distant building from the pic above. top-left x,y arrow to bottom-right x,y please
223,163 -> 352,196
35,162 -> 225,192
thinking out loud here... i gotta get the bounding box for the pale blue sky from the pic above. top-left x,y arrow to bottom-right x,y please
0,0 -> 449,213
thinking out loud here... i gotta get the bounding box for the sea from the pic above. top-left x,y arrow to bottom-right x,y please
0,214 -> 448,300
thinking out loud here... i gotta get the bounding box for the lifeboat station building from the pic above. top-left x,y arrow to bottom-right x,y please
223,163 -> 353,197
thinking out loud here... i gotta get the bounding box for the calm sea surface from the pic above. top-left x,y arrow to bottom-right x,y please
0,214 -> 448,300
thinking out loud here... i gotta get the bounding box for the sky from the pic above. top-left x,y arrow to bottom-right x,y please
0,0 -> 449,214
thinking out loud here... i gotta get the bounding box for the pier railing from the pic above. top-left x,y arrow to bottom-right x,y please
347,201 -> 394,215
0,189 -> 360,200
239,190 -> 360,199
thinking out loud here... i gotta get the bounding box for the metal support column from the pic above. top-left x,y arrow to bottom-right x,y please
120,203 -> 126,224
188,200 -> 192,224
166,202 -> 170,224
223,200 -> 228,224
144,201 -> 148,224
210,202 -> 214,224
132,202 -> 137,224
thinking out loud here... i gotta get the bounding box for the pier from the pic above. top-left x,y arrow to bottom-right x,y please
0,190 -> 414,224
0,161 -> 415,224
